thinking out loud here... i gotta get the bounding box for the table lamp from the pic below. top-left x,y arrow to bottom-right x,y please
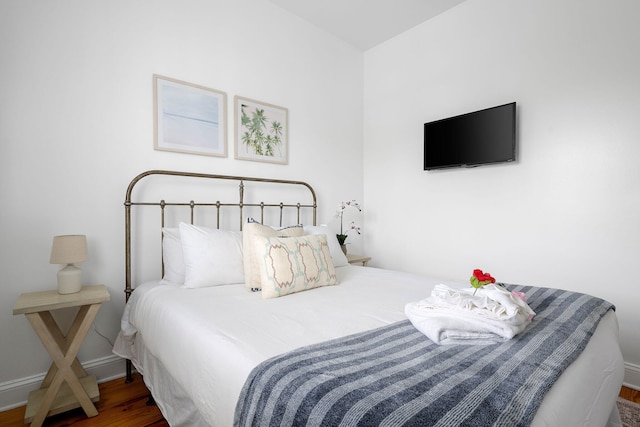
50,235 -> 88,294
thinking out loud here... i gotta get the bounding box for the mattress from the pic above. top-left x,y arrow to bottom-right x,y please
114,265 -> 624,426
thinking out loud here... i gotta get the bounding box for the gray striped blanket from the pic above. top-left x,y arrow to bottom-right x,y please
234,285 -> 614,427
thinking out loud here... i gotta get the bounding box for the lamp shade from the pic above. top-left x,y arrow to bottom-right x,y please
50,235 -> 88,265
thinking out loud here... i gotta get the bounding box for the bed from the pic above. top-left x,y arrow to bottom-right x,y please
113,170 -> 625,427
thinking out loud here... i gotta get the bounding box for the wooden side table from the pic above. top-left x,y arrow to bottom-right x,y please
13,285 -> 110,427
346,253 -> 371,266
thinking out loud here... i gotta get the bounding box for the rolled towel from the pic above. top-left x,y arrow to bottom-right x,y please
405,284 -> 535,345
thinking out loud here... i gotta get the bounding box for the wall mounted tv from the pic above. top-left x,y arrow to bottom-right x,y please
423,102 -> 516,170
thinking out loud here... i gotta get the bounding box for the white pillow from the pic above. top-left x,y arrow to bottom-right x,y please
161,228 -> 185,284
179,222 -> 244,288
303,225 -> 349,267
255,234 -> 338,299
242,220 -> 305,291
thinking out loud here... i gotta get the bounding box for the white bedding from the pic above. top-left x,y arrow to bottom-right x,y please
114,266 -> 624,427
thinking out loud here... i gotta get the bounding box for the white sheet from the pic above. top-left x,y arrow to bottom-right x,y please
114,266 -> 624,427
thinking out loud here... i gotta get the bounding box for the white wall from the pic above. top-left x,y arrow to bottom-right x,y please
364,0 -> 640,386
0,0 -> 364,408
3,0 -> 638,412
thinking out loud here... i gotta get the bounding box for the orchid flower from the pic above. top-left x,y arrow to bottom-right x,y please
336,200 -> 362,245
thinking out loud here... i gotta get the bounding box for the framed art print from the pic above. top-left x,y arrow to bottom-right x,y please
154,75 -> 227,157
234,96 -> 288,164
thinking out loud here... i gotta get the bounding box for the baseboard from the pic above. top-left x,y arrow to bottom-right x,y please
624,362 -> 640,391
0,354 -> 126,412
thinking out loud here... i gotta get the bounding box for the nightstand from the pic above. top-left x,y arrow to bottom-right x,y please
13,285 -> 110,427
346,253 -> 371,266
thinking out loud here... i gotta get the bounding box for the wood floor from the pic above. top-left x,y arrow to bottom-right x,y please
0,374 -> 168,426
620,385 -> 640,404
0,377 -> 638,426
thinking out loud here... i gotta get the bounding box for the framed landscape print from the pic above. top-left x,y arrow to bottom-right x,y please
154,75 -> 227,157
234,96 -> 288,164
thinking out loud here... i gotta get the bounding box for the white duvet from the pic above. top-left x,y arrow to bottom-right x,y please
114,266 -> 624,427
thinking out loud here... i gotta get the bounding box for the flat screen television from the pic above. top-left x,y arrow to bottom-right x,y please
423,102 -> 516,170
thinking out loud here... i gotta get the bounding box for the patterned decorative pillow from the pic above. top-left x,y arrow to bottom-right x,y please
255,234 -> 338,299
303,225 -> 349,267
242,221 -> 305,291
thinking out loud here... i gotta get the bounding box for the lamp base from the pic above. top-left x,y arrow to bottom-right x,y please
57,264 -> 82,294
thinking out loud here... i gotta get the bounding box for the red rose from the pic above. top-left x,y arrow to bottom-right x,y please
473,269 -> 495,283
470,269 -> 496,295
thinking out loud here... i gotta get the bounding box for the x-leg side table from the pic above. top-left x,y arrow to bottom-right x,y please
13,285 -> 110,427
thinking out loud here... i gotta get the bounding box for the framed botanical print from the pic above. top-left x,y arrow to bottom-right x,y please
234,96 -> 288,164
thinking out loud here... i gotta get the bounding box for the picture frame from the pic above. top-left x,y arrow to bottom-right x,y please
234,96 -> 288,164
154,75 -> 227,157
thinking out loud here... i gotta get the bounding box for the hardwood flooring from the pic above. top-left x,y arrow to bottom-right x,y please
620,384 -> 640,404
0,377 -> 638,426
0,374 -> 168,426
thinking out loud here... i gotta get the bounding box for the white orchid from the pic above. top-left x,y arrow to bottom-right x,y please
336,200 -> 362,245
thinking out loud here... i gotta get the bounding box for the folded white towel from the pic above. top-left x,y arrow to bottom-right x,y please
405,284 -> 535,345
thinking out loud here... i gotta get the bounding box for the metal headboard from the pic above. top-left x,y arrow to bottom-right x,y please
124,169 -> 317,300
123,170 -> 317,381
